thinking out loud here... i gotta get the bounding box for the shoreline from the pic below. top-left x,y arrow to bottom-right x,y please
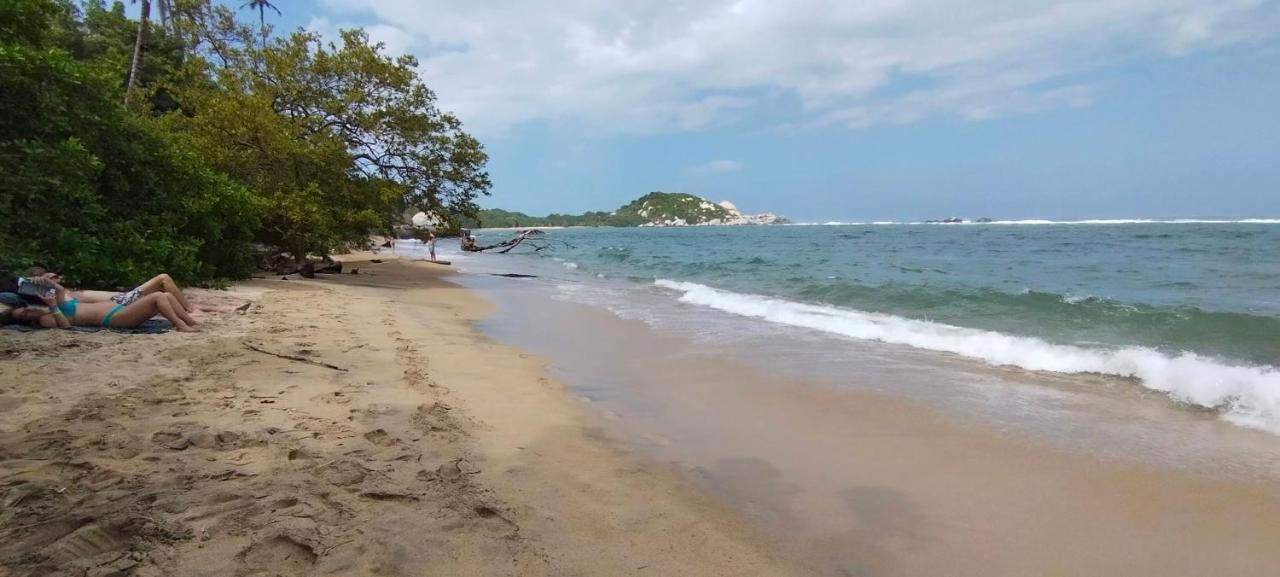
442,223 -> 1280,438
0,259 -> 796,576
458,265 -> 1280,577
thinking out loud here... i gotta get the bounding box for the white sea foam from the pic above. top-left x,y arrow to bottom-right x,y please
563,261 -> 579,270
654,279 -> 1280,433
1061,293 -> 1094,304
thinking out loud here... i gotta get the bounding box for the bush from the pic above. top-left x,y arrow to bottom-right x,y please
0,1 -> 261,287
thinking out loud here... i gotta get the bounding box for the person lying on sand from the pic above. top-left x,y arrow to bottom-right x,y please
2,277 -> 200,332
27,269 -> 247,314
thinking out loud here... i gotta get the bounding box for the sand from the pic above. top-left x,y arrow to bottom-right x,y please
0,259 -> 795,576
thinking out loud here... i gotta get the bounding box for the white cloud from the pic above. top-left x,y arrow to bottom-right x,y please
315,0 -> 1280,135
686,160 -> 745,175
363,23 -> 416,59
305,16 -> 415,61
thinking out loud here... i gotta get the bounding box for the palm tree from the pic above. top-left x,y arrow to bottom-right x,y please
125,0 -> 151,104
241,0 -> 281,51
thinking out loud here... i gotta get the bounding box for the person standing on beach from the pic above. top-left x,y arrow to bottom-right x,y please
428,232 -> 437,262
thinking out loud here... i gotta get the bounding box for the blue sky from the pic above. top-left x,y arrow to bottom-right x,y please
252,1 -> 1277,221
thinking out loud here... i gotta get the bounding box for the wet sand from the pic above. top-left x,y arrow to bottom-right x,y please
469,279 -> 1280,577
0,259 -> 794,576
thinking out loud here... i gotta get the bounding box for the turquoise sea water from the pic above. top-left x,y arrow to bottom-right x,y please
454,221 -> 1280,431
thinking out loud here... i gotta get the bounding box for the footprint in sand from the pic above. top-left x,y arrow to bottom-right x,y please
48,523 -> 127,563
237,535 -> 317,577
314,459 -> 368,487
362,428 -> 401,447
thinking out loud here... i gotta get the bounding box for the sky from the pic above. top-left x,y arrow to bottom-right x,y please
258,0 -> 1280,221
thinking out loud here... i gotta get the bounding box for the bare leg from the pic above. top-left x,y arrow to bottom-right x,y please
137,274 -> 195,313
164,293 -> 200,326
107,293 -> 197,332
137,273 -> 246,313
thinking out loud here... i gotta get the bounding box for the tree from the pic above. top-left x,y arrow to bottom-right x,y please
298,30 -> 492,225
240,0 -> 278,52
155,0 -> 171,35
166,11 -> 490,262
155,0 -> 213,52
69,1 -> 186,113
2,0 -> 489,283
125,0 -> 151,103
2,0 -> 261,286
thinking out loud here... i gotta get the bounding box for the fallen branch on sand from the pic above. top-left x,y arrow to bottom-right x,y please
242,342 -> 348,372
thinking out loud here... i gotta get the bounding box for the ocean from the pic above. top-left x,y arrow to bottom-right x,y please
416,220 -> 1280,435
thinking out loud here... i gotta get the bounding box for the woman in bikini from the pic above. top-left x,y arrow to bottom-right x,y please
2,277 -> 200,331
27,269 -> 245,314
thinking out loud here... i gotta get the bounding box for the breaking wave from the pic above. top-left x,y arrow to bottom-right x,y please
655,279 -> 1280,433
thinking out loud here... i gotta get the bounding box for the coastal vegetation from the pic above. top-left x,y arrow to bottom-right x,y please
0,0 -> 489,287
465,192 -> 784,228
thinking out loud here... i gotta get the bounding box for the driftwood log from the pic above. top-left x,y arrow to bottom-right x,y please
462,229 -> 570,254
254,248 -> 342,278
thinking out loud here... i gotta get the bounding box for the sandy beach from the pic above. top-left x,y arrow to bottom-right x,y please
6,256 -> 1280,577
8,0 -> 1278,574
0,259 -> 794,577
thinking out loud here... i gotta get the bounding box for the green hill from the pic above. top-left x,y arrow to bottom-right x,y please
464,192 -> 764,228
616,192 -> 734,225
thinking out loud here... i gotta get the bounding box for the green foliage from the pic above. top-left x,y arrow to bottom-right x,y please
2,0 -> 489,286
460,208 -> 539,228
0,0 -> 260,287
0,0 -> 62,47
76,0 -> 186,110
164,13 -> 490,260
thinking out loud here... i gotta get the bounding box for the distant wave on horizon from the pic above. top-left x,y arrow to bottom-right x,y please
788,218 -> 1280,226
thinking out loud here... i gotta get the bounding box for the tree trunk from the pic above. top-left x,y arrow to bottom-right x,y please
157,0 -> 169,34
124,0 -> 151,104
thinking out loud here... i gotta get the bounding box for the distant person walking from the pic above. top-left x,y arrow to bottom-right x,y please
427,232 -> 437,262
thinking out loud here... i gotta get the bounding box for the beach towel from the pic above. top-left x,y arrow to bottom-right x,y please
2,319 -> 172,334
